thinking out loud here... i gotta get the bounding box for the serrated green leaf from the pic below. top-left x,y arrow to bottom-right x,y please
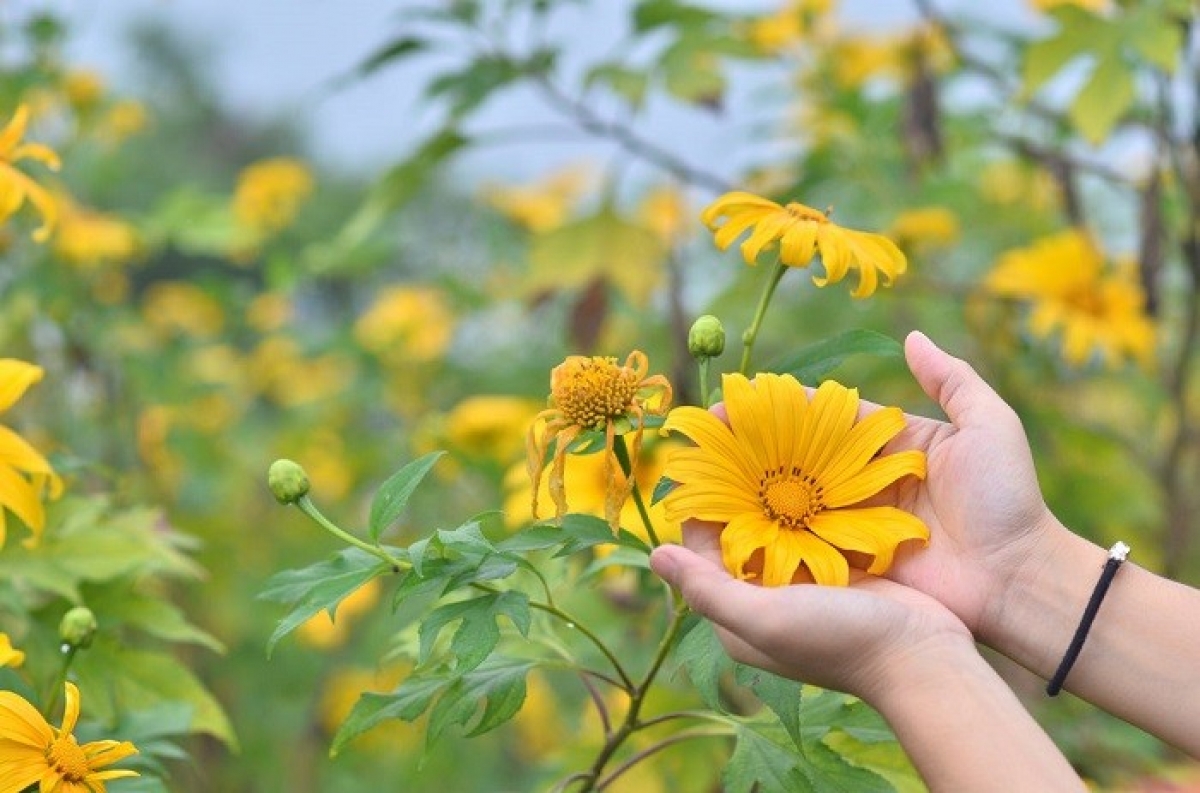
259,548 -> 391,655
766,329 -> 902,384
738,666 -> 803,747
369,451 -> 445,542
802,739 -> 895,792
433,656 -> 533,741
435,519 -> 496,556
1069,55 -> 1135,145
673,617 -> 732,710
88,589 -> 225,653
552,513 -> 650,556
725,722 -> 815,793
330,674 -> 448,756
825,732 -> 922,793
496,524 -> 566,553
417,591 -> 530,672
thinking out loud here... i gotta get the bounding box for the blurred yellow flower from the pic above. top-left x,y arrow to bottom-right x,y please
743,0 -> 832,54
317,663 -> 409,741
0,633 -> 24,668
1028,0 -> 1110,13
96,100 -> 149,146
0,104 -> 61,242
702,191 -> 907,298
63,69 -> 106,111
233,157 -> 314,236
886,206 -> 959,251
248,336 -> 353,406
978,160 -> 1059,211
0,359 -> 63,549
510,671 -> 565,761
526,352 -> 672,531
141,281 -> 225,339
0,682 -> 139,792
638,186 -> 692,245
298,578 -> 382,650
443,395 -> 543,463
482,165 -> 592,232
663,374 -> 928,587
353,285 -> 454,364
506,437 -> 682,547
52,193 -> 140,268
137,405 -> 181,491
985,230 -> 1156,368
246,291 -> 293,333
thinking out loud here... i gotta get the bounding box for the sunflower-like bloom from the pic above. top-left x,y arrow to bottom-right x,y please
232,157 -> 314,236
662,373 -> 928,587
0,359 -> 63,548
701,191 -> 907,298
0,682 -> 139,792
985,230 -> 1155,368
527,352 -> 672,531
0,104 -> 61,241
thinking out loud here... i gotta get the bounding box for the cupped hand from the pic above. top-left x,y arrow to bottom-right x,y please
650,528 -> 973,703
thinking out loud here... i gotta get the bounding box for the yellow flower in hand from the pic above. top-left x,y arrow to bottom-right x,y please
662,373 -> 928,587
701,191 -> 907,298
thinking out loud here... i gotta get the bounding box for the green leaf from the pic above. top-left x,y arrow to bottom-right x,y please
725,722 -> 815,793
673,618 -> 733,710
353,36 -> 428,79
434,518 -> 496,556
1126,9 -> 1182,72
554,512 -> 650,556
87,589 -> 225,653
1069,55 -> 1135,145
767,329 -> 902,383
426,656 -> 534,742
417,591 -> 530,672
650,476 -> 679,506
738,666 -> 803,747
585,63 -> 650,107
579,546 -> 651,580
331,674 -> 448,756
1022,31 -> 1089,95
633,0 -> 718,32
662,37 -> 725,104
802,739 -> 895,792
369,451 -> 445,542
259,548 -> 391,656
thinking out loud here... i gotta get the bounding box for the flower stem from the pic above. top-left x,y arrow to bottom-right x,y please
739,257 -> 789,376
43,645 -> 78,720
697,357 -> 712,408
612,435 -> 661,547
295,496 -> 404,570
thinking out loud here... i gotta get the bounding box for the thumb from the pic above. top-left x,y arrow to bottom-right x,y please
904,331 -> 1011,428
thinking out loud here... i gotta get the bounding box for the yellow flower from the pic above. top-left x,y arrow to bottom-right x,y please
662,374 -> 928,587
978,160 -> 1059,211
985,230 -> 1156,368
526,352 -> 672,531
701,191 -> 907,298
638,186 -> 692,245
1029,0 -> 1110,13
246,291 -> 293,333
96,100 -> 149,147
232,157 -> 314,236
0,634 -> 24,668
743,0 -> 831,54
353,285 -> 454,365
886,206 -> 959,251
297,578 -> 382,650
0,104 -> 61,242
0,359 -> 63,548
0,682 -> 139,792
63,70 -> 106,111
52,193 -> 140,268
443,396 -> 543,463
482,165 -> 592,232
141,281 -> 225,340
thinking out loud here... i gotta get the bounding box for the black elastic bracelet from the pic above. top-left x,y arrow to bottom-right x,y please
1045,541 -> 1131,697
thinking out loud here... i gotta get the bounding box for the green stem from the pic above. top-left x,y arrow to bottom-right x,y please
697,357 -> 712,408
739,257 -> 789,376
296,496 -> 403,570
42,645 -> 79,720
612,435 -> 661,547
596,727 -> 732,790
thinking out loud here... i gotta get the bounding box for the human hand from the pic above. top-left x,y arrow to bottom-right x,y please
649,529 -> 974,704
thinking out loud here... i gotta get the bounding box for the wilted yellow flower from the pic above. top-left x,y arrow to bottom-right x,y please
0,104 -> 61,241
702,191 -> 907,298
527,352 -> 672,532
354,285 -> 454,364
886,206 -> 959,250
0,682 -> 139,792
443,395 -> 543,463
985,230 -> 1155,368
141,281 -> 225,339
506,437 -> 682,547
298,578 -> 382,650
0,359 -> 63,548
52,193 -> 140,268
663,374 -> 929,587
482,165 -> 592,232
0,634 -> 24,668
233,157 -> 314,236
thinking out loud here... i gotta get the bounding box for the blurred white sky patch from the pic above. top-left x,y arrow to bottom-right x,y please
37,0 -> 1026,182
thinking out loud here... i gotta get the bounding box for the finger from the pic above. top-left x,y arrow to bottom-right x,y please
904,330 -> 1012,429
681,518 -> 724,565
649,544 -> 774,634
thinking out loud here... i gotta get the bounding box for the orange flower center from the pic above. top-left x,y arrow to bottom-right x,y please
760,471 -> 824,528
551,357 -> 639,429
784,203 -> 829,224
46,735 -> 91,782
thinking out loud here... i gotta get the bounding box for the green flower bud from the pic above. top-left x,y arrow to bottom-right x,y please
59,606 -> 97,649
688,315 -> 726,360
268,459 -> 310,505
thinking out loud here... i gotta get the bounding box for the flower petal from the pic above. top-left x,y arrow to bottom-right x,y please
817,406 -> 906,490
720,512 -> 777,580
799,381 -> 858,477
781,529 -> 849,587
823,450 -> 926,508
778,220 -> 818,268
0,360 -> 43,415
700,191 -> 781,228
663,406 -> 760,485
808,507 -> 929,574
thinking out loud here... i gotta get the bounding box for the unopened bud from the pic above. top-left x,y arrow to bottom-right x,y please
688,315 -> 726,360
268,459 -> 310,504
59,607 -> 97,649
